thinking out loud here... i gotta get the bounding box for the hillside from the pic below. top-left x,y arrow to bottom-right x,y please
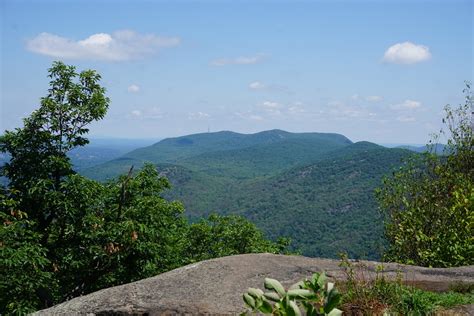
81,129 -> 352,180
80,131 -> 414,259
224,142 -> 412,258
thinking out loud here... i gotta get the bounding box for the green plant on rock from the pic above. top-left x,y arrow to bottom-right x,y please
242,272 -> 342,316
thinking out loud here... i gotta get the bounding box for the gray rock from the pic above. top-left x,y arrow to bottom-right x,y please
34,253 -> 474,315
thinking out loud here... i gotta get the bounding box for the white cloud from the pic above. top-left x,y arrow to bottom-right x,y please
397,116 -> 416,122
130,106 -> 164,119
27,30 -> 180,61
131,110 -> 142,117
249,81 -> 266,90
327,100 -> 379,120
128,84 -> 140,93
261,101 -> 281,109
365,95 -> 383,102
352,94 -> 383,102
249,114 -> 264,121
259,101 -> 282,116
391,99 -> 422,110
288,102 -> 305,114
211,54 -> 265,66
382,42 -> 431,64
235,111 -> 264,121
188,111 -> 210,120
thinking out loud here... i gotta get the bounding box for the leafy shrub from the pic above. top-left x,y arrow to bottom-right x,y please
0,62 -> 289,314
242,272 -> 342,315
338,254 -> 474,315
376,83 -> 473,267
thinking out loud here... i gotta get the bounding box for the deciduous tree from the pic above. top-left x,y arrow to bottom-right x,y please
376,83 -> 473,267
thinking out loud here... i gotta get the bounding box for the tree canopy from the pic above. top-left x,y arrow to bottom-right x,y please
376,83 -> 473,268
0,62 -> 287,314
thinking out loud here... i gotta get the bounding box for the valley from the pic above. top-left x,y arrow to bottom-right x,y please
80,130 -> 414,259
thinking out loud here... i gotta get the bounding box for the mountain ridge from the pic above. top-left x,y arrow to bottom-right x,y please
77,130 -> 415,259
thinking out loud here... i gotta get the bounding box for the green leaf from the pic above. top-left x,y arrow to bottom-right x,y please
287,289 -> 317,299
327,308 -> 343,316
247,287 -> 264,298
258,299 -> 273,314
264,292 -> 281,302
264,278 -> 286,296
288,300 -> 302,316
324,288 -> 341,314
243,293 -> 256,308
289,281 -> 304,290
317,272 -> 327,289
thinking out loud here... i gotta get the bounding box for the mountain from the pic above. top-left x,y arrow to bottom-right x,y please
81,129 -> 352,181
217,142 -> 412,258
0,138 -> 157,186
395,144 -> 446,154
80,130 -> 413,259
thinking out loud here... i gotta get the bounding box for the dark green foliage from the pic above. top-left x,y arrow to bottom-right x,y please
185,214 -> 291,262
376,84 -> 473,267
0,63 -> 285,314
226,142 -> 412,259
0,190 -> 55,314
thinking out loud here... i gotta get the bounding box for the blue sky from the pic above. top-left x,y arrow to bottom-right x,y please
1,0 -> 472,144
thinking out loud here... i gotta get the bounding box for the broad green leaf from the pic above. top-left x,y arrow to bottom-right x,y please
243,293 -> 255,308
327,308 -> 343,316
324,288 -> 341,314
287,289 -> 316,299
258,299 -> 273,314
288,300 -> 302,316
264,278 -> 286,296
264,292 -> 281,302
247,287 -> 264,298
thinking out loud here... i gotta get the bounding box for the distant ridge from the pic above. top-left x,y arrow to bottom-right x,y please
79,130 -> 414,259
81,129 -> 352,181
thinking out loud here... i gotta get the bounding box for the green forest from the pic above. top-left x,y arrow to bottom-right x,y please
0,63 -> 472,314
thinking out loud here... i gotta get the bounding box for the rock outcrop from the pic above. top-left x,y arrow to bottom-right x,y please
35,253 -> 474,315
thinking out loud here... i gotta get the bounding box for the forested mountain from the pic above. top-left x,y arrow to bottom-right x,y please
81,129 -> 352,180
81,130 -> 414,259
395,144 -> 446,154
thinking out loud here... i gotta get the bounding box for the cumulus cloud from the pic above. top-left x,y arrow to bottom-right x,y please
261,101 -> 281,109
391,99 -> 422,110
365,95 -> 383,102
188,112 -> 210,120
327,100 -> 378,120
128,84 -> 140,93
130,106 -> 164,119
352,94 -> 383,102
235,111 -> 264,121
249,81 -> 266,90
397,116 -> 416,122
27,30 -> 180,61
211,54 -> 265,66
288,102 -> 306,114
259,101 -> 283,116
382,42 -> 431,64
131,110 -> 142,117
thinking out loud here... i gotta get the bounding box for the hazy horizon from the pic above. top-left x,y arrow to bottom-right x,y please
1,0 -> 472,144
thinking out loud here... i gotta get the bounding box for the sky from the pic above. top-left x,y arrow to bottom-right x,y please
1,0 -> 472,144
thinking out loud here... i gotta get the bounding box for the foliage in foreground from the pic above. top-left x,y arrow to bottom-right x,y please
376,83 -> 474,268
242,273 -> 342,316
339,255 -> 474,315
0,62 -> 287,314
